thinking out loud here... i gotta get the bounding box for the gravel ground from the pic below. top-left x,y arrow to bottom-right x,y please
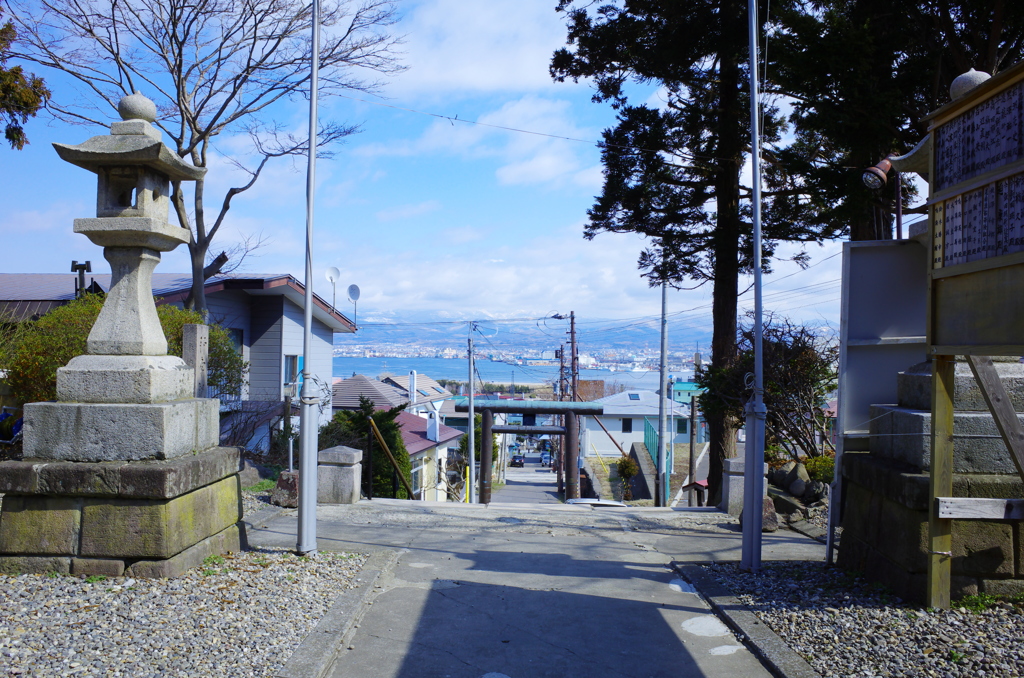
242,487 -> 274,518
0,548 -> 369,677
0,487 -> 366,678
705,561 -> 1024,678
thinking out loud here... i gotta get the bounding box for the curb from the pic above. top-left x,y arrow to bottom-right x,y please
277,549 -> 400,678
673,563 -> 821,678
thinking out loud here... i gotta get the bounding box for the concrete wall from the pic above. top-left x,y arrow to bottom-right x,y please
838,452 -> 1024,603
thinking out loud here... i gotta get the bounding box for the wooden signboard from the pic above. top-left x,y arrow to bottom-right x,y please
924,62 -> 1024,609
928,61 -> 1024,355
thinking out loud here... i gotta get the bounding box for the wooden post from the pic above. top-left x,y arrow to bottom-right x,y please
565,412 -> 579,499
481,409 -> 493,504
928,354 -> 955,609
182,324 -> 209,398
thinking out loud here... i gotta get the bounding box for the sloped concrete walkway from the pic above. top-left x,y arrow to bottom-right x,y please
247,501 -> 824,678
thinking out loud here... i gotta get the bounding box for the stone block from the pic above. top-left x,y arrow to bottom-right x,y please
272,471 -> 299,508
897,359 -> 1024,411
952,521 -> 1014,576
876,495 -> 929,573
0,447 -> 240,499
318,446 -> 361,505
767,486 -> 804,517
71,558 -> 126,577
0,496 -> 81,555
0,556 -> 71,575
117,446 -> 240,499
868,405 -> 1024,474
57,354 -> 193,404
79,475 -> 241,559
128,523 -> 244,578
24,398 -> 219,462
980,578 -> 1024,597
720,458 -> 768,516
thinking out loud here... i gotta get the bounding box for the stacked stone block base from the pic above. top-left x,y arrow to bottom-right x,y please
838,453 -> 1024,603
0,447 -> 244,577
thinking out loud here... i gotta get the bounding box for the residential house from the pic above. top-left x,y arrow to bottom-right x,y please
0,272 -> 353,446
395,410 -> 463,502
331,374 -> 408,413
579,390 -> 700,458
381,372 -> 452,415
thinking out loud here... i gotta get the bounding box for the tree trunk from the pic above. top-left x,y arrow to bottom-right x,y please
706,0 -> 745,506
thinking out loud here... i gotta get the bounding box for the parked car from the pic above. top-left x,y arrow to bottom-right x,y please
510,454 -> 525,467
540,452 -> 551,467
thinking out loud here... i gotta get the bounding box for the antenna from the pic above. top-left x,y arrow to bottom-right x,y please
325,266 -> 340,312
347,284 -> 360,328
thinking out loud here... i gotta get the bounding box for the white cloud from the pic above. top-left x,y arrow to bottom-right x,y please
387,0 -> 577,98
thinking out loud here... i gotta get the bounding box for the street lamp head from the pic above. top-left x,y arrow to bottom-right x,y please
862,157 -> 893,189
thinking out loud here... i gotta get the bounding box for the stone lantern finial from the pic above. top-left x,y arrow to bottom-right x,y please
118,91 -> 158,123
950,68 -> 992,100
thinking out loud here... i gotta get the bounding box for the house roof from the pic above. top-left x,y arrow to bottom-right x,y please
0,272 -> 354,331
332,374 -> 408,410
591,390 -> 688,418
381,374 -> 452,407
395,411 -> 463,457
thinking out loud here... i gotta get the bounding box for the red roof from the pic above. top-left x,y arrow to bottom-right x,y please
395,411 -> 463,456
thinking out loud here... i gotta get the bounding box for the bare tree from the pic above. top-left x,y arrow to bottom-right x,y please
10,0 -> 403,314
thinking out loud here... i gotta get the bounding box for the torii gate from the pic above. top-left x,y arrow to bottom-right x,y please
455,400 -> 604,502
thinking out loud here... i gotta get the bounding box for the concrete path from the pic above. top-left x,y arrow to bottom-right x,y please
491,463 -> 559,504
248,501 -> 824,678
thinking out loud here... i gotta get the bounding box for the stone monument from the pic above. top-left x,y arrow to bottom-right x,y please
0,93 -> 245,577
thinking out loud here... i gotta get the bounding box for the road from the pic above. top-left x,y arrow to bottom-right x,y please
492,453 -> 560,504
247,500 -> 825,678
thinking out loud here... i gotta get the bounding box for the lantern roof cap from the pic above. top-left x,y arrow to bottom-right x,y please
52,92 -> 204,182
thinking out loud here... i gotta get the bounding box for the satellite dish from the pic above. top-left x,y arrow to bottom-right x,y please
347,284 -> 361,302
325,267 -> 340,284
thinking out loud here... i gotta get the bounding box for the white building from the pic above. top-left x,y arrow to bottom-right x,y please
579,390 -> 690,458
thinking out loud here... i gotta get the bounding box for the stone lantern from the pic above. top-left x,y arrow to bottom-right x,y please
0,94 -> 244,578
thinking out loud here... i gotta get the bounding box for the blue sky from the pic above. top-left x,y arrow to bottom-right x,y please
1,0 -> 845,344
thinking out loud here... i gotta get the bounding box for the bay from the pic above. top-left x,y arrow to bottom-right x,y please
332,356 -> 684,392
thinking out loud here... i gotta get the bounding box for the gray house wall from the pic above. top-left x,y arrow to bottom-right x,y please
281,298 -> 334,427
249,296 -> 284,401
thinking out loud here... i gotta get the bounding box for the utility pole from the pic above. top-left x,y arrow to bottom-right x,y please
657,280 -> 668,507
688,394 -> 697,507
468,332 -> 476,504
569,312 -> 578,402
556,346 -> 565,494
567,312 -> 580,499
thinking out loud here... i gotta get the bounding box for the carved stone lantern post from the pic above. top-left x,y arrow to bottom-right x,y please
0,94 -> 244,578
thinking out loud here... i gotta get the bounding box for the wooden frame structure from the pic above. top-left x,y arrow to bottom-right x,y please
924,62 -> 1024,607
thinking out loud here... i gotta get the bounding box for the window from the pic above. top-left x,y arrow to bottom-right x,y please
628,393 -> 640,401
227,328 -> 244,354
417,389 -> 430,397
677,419 -> 689,435
433,386 -> 445,394
284,355 -> 299,385
621,418 -> 633,433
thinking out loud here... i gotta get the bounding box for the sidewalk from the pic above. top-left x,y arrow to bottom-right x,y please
247,500 -> 824,678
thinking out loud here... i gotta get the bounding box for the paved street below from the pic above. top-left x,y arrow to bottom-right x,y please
248,499 -> 825,678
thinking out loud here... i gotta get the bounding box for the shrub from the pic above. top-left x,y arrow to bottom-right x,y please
616,456 -> 640,501
804,454 -> 835,483
2,294 -> 247,405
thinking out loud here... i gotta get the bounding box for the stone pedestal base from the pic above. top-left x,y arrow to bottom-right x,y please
318,446 -> 362,504
720,457 -> 768,516
24,398 -> 219,462
0,447 -> 244,577
837,452 -> 1024,603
